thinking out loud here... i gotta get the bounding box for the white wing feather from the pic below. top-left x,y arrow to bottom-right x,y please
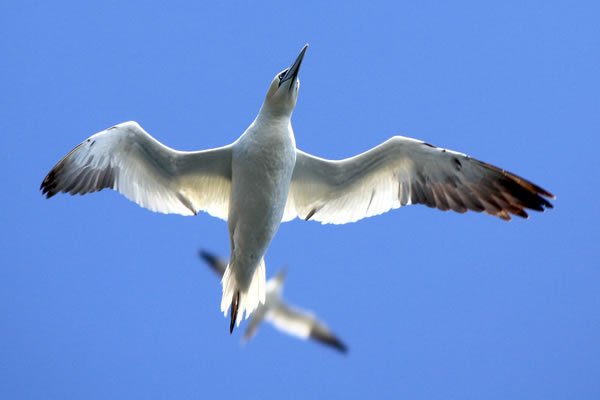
41,121 -> 232,220
283,136 -> 554,224
266,303 -> 347,352
266,303 -> 315,339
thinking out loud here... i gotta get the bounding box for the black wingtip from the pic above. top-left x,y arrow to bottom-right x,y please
330,338 -> 348,354
40,170 -> 57,198
230,290 -> 240,334
198,249 -> 217,265
311,327 -> 349,354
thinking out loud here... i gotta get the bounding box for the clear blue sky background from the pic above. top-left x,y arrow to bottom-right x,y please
1,1 -> 598,399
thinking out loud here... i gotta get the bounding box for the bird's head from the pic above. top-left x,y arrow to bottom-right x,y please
266,267 -> 288,300
263,44 -> 308,114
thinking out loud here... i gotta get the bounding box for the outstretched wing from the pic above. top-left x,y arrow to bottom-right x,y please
266,303 -> 348,353
41,121 -> 232,220
283,136 -> 554,224
198,250 -> 228,277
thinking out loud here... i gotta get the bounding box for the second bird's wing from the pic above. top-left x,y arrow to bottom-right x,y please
283,136 -> 554,224
41,121 -> 232,220
198,250 -> 228,278
265,302 -> 347,353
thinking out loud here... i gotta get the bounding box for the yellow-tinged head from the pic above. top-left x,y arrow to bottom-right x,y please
263,44 -> 308,115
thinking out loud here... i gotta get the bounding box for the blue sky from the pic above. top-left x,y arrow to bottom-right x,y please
1,1 -> 599,399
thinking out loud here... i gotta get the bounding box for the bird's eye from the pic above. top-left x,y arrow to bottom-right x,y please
278,70 -> 287,81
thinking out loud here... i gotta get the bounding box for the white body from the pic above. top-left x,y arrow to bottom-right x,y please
223,110 -> 297,322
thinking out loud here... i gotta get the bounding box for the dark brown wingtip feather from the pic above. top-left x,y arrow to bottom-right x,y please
475,160 -> 555,220
40,169 -> 59,198
501,174 -> 554,215
498,211 -> 511,221
508,173 -> 555,200
513,207 -> 529,219
40,141 -> 90,199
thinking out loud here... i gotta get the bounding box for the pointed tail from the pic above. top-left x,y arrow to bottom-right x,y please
220,258 -> 266,332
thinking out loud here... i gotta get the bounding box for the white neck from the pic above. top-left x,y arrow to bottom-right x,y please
256,102 -> 294,121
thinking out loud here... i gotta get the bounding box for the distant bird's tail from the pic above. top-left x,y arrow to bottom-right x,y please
220,258 -> 266,333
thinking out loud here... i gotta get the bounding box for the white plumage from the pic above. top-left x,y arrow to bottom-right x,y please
41,44 -> 554,332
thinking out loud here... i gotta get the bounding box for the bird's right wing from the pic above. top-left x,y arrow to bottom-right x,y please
41,121 -> 232,220
266,303 -> 347,353
198,250 -> 228,278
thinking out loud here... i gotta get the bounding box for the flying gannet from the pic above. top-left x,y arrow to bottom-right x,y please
40,44 -> 554,332
199,250 -> 347,353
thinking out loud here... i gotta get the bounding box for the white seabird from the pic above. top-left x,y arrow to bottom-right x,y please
41,44 -> 554,332
199,250 -> 347,353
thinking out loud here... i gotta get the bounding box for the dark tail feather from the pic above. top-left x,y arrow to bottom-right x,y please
230,290 -> 240,334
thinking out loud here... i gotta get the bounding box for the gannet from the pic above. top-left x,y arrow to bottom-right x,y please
40,44 -> 554,332
199,250 -> 347,353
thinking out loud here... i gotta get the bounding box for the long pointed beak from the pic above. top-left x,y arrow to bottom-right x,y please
280,44 -> 308,87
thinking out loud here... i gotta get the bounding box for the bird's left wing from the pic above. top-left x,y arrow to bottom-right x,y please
41,121 -> 232,220
283,136 -> 554,224
266,303 -> 347,353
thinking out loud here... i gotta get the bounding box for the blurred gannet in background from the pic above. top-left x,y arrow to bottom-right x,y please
199,250 -> 347,353
40,44 -> 554,333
